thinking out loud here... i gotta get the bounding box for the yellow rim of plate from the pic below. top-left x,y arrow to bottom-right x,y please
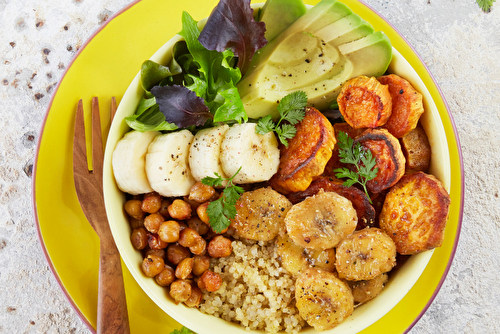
32,0 -> 463,333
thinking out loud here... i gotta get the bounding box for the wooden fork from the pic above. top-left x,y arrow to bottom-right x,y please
73,97 -> 130,334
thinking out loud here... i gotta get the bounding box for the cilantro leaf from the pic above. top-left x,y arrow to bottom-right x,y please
476,0 -> 496,12
334,131 -> 379,203
255,91 -> 307,147
202,167 -> 244,233
170,327 -> 196,334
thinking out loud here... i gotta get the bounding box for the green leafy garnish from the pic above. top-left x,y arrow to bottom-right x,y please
255,91 -> 307,146
201,167 -> 244,233
333,131 -> 378,204
169,327 -> 196,334
476,0 -> 496,12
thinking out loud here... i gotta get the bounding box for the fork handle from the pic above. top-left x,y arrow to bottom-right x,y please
97,238 -> 131,334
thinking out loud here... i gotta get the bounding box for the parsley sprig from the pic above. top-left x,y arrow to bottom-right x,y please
333,131 -> 378,203
476,0 -> 496,12
201,167 -> 244,233
255,91 -> 307,147
169,327 -> 196,334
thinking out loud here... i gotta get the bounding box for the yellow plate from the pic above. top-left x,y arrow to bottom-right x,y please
33,0 -> 463,333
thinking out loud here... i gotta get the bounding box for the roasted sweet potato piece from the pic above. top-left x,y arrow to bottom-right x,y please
400,124 -> 431,173
354,128 -> 405,194
337,76 -> 392,129
287,177 -> 375,230
379,172 -> 450,255
269,107 -> 335,194
324,123 -> 365,176
378,74 -> 424,138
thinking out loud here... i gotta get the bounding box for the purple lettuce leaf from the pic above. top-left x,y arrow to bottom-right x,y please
151,85 -> 213,128
198,0 -> 267,75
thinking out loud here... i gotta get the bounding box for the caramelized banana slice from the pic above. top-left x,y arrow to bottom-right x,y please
378,74 -> 424,138
287,177 -> 375,230
335,228 -> 396,281
337,75 -> 392,129
379,172 -> 450,255
285,190 -> 357,250
276,233 -> 336,276
348,273 -> 389,304
295,268 -> 354,331
231,187 -> 292,241
269,107 -> 335,194
354,128 -> 406,193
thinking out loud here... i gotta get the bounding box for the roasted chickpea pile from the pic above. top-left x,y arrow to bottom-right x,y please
125,182 -> 233,307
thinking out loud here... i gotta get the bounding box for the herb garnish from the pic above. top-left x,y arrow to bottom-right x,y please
201,167 -> 244,233
333,131 -> 378,203
476,0 -> 496,12
169,327 -> 196,334
255,91 -> 308,147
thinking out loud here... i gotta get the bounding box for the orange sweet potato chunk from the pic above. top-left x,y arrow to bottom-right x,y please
337,76 -> 392,129
269,107 -> 335,195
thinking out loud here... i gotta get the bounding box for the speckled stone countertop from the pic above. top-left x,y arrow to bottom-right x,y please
1,0 -> 499,333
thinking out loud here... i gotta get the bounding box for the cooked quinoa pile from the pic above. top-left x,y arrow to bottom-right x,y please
199,239 -> 306,333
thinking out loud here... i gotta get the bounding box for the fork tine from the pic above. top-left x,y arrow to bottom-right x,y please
73,99 -> 89,175
92,97 -> 104,175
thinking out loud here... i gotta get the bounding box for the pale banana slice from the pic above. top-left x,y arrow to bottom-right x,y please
220,123 -> 280,184
145,129 -> 196,197
112,130 -> 159,195
188,124 -> 229,182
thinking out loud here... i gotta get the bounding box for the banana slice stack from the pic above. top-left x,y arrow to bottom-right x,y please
112,123 -> 280,197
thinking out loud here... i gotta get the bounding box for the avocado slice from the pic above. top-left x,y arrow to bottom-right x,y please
237,0 -> 392,119
259,0 -> 307,42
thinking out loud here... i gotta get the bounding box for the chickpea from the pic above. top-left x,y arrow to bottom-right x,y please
144,248 -> 165,259
141,255 -> 164,277
143,213 -> 164,234
168,199 -> 192,220
189,237 -> 206,256
178,221 -> 188,231
187,217 -> 209,236
192,255 -> 210,276
155,265 -> 175,287
130,228 -> 148,250
124,199 -> 144,220
169,280 -> 192,304
158,199 -> 172,218
188,182 -> 216,203
196,202 -> 210,224
183,196 -> 201,210
175,257 -> 194,279
147,233 -> 168,250
207,235 -> 232,258
129,217 -> 144,230
198,270 -> 222,292
141,192 -> 162,213
158,220 -> 181,243
184,286 -> 203,308
178,228 -> 201,248
166,244 -> 190,265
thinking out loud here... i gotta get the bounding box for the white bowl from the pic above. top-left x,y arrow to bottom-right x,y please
103,5 -> 450,334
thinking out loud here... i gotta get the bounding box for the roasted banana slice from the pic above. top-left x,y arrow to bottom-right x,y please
335,228 -> 396,281
348,273 -> 389,304
112,130 -> 159,195
295,268 -> 354,331
231,187 -> 292,241
285,190 -> 357,250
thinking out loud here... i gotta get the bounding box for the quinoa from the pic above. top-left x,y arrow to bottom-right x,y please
199,239 -> 306,333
